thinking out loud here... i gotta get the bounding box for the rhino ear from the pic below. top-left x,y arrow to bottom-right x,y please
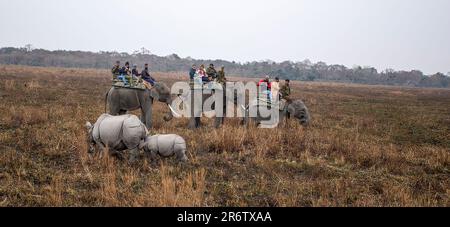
139,136 -> 150,150
139,137 -> 148,152
139,140 -> 146,150
85,122 -> 93,130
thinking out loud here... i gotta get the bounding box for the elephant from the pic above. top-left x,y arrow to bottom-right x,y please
243,99 -> 310,128
105,82 -> 174,129
171,85 -> 240,129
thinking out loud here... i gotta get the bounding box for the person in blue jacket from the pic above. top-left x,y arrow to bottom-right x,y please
140,63 -> 156,89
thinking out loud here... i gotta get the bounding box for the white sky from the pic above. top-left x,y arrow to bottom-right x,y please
0,0 -> 449,74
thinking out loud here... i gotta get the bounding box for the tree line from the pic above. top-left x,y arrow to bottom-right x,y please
0,47 -> 448,88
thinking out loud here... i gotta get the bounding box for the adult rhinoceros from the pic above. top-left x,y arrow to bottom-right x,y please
105,82 -> 174,129
86,114 -> 148,163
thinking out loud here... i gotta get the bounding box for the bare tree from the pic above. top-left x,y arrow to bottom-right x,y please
24,44 -> 33,52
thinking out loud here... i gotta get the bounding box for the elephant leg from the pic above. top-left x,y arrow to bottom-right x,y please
141,114 -> 145,125
188,117 -> 196,129
143,102 -> 152,129
278,110 -> 287,128
145,112 -> 152,129
109,105 -> 120,116
214,117 -> 223,128
244,117 -> 256,128
242,110 -> 249,127
189,97 -> 202,129
285,111 -> 291,128
195,117 -> 201,128
255,117 -> 262,127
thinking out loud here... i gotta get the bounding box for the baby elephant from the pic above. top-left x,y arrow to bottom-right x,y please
86,114 -> 148,163
142,134 -> 188,162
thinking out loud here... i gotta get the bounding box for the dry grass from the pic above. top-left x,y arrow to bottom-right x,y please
0,64 -> 449,207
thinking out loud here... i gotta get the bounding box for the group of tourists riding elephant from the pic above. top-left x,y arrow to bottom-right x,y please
105,81 -> 310,129
88,81 -> 310,163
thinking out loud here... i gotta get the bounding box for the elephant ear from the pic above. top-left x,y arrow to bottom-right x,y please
150,88 -> 160,101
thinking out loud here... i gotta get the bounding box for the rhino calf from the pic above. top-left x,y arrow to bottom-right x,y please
142,134 -> 188,162
86,114 -> 148,162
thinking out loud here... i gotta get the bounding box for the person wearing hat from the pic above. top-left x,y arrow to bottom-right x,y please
141,63 -> 156,89
132,64 -> 140,77
189,64 -> 197,81
257,75 -> 272,101
111,61 -> 121,82
217,66 -> 226,84
271,77 -> 281,102
257,75 -> 269,87
120,61 -> 131,76
130,64 -> 141,87
198,64 -> 208,83
206,64 -> 217,81
117,61 -> 131,86
280,79 -> 292,102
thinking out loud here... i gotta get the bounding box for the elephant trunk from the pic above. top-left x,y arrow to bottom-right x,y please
163,103 -> 174,121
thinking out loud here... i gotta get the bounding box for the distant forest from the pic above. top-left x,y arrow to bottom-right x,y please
0,47 -> 449,88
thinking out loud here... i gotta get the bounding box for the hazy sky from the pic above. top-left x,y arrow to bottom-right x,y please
0,0 -> 449,74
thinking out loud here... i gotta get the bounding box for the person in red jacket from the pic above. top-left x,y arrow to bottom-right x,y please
257,75 -> 272,101
257,75 -> 271,89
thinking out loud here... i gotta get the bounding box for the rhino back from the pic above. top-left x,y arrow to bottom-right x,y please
155,134 -> 177,157
122,115 -> 148,148
97,116 -> 125,146
173,136 -> 187,152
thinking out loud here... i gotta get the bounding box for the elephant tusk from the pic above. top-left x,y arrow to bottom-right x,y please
168,104 -> 182,118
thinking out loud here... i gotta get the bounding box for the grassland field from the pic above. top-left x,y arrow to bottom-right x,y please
0,65 -> 449,206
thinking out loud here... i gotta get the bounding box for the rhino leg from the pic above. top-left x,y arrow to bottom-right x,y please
144,149 -> 158,166
149,150 -> 158,160
128,147 -> 140,163
107,148 -> 124,160
176,151 -> 188,162
95,143 -> 106,157
174,137 -> 188,162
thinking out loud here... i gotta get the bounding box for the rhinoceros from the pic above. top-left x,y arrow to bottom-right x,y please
142,134 -> 188,162
86,113 -> 148,162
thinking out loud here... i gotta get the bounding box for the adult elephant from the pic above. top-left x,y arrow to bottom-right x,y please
171,85 -> 240,129
243,99 -> 310,128
105,82 -> 174,129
